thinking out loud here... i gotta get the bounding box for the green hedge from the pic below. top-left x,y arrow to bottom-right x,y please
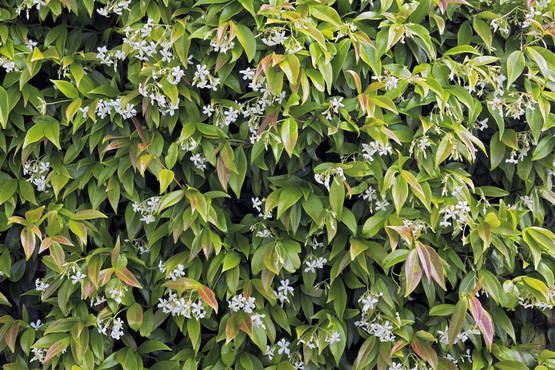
0,0 -> 555,369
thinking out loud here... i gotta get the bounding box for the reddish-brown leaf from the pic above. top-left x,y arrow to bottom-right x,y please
411,338 -> 438,369
236,311 -> 252,335
44,338 -> 70,362
5,321 -> 19,352
422,243 -> 446,290
21,227 -> 36,260
390,339 -> 409,356
111,236 -> 121,266
198,285 -> 218,313
115,267 -> 142,289
469,296 -> 494,350
83,281 -> 96,298
386,225 -> 414,242
39,237 -> 53,253
99,268 -> 114,287
405,249 -> 422,296
415,242 -> 432,281
225,316 -> 239,342
51,235 -> 73,246
216,156 -> 230,190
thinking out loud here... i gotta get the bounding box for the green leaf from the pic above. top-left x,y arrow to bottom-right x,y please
222,252 -> 241,272
280,118 -> 298,157
233,22 -> 256,62
392,175 -> 408,215
158,169 -> 175,194
506,51 -> 525,89
448,297 -> 467,347
329,177 -> 345,218
311,5 -> 342,25
51,80 -> 79,99
0,86 -> 9,129
126,303 -> 143,331
472,17 -> 492,50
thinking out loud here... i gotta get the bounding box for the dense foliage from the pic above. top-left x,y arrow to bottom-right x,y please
0,0 -> 555,369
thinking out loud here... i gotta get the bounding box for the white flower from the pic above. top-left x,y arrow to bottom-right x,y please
193,64 -> 220,90
228,294 -> 256,313
274,279 -> 294,304
35,278 -> 49,292
375,198 -> 390,212
110,317 -> 124,340
439,201 -> 471,228
330,97 -> 344,112
190,153 -> 207,171
97,7 -> 109,17
169,264 -> 186,281
79,106 -> 89,118
356,320 -> 396,342
265,345 -> 274,360
108,287 -> 126,304
158,260 -> 167,273
326,331 -> 341,344
94,296 -> 107,306
304,256 -> 327,273
31,348 -> 46,363
256,226 -> 272,238
191,300 -> 206,319
169,66 -> 185,85
389,362 -> 403,370
362,141 -> 392,161
477,118 -> 489,131
385,75 -> 398,90
251,313 -> 266,329
359,292 -> 382,313
30,320 -> 42,330
261,29 -> 287,46
202,104 -> 215,116
240,67 -> 255,80
0,57 -> 18,73
70,270 -> 86,284
26,39 -> 38,50
276,338 -> 290,355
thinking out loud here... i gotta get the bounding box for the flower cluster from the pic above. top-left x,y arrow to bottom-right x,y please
314,167 -> 345,191
260,28 -> 287,46
108,287 -> 127,304
96,0 -> 131,17
168,264 -> 186,280
97,316 -> 125,340
362,141 -> 393,162
138,82 -> 180,117
355,319 -> 396,342
95,98 -> 137,120
273,279 -> 294,304
158,293 -> 206,319
190,153 -> 208,171
0,56 -> 18,73
35,278 -> 49,292
304,256 -> 327,273
132,197 -> 161,224
192,64 -> 220,90
23,160 -> 50,192
437,326 -> 480,345
439,201 -> 471,228
505,131 -> 532,164
228,293 -> 256,313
